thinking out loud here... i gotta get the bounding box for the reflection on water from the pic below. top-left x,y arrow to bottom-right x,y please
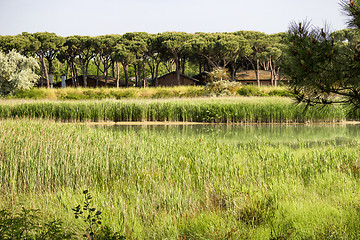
100,123 -> 360,147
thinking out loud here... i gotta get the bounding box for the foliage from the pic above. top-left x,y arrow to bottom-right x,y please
0,50 -> 39,95
7,86 -> 206,100
237,85 -> 265,96
283,0 -> 360,111
267,88 -> 295,97
0,31 -> 286,89
73,190 -> 102,239
2,120 -> 360,238
207,67 -> 230,82
205,80 -> 240,96
0,207 -> 73,240
73,190 -> 125,240
0,97 -> 347,123
204,67 -> 240,96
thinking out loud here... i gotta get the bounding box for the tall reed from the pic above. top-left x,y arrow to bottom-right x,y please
1,120 -> 360,238
0,97 -> 349,123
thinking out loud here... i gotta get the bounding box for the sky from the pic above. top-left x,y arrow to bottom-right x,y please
0,0 -> 349,36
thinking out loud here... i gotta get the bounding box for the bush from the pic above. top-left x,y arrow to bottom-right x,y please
0,207 -> 73,240
237,85 -> 266,96
205,80 -> 240,96
0,50 -> 39,96
268,88 -> 294,97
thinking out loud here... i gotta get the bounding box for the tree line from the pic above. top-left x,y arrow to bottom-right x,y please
0,31 -> 288,88
1,27 -> 357,89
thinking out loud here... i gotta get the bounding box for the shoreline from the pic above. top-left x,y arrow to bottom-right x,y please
72,120 -> 360,126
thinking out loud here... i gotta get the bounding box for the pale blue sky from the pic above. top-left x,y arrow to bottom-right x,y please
0,0 -> 348,36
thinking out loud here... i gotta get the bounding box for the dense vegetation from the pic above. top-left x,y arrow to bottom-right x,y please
1,28 -> 358,91
0,97 -> 348,123
2,1 -> 360,239
0,51 -> 40,95
2,120 -> 360,239
283,0 -> 360,111
6,85 -> 294,100
0,31 -> 287,88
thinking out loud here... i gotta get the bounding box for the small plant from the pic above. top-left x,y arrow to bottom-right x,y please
73,190 -> 102,239
73,190 -> 125,240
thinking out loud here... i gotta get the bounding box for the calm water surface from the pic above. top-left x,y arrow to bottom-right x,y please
106,123 -> 360,147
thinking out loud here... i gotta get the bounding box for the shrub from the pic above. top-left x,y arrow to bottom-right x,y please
205,80 -> 240,96
0,207 -> 73,240
268,88 -> 294,97
73,190 -> 125,240
0,50 -> 40,96
237,85 -> 266,96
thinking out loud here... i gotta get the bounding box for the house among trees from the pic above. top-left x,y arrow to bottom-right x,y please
236,70 -> 282,86
53,75 -> 133,88
154,72 -> 199,87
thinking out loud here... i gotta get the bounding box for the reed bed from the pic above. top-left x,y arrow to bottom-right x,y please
0,97 -> 348,123
9,86 -> 292,100
1,119 -> 360,239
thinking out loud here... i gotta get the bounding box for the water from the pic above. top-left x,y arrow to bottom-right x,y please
102,123 -> 360,147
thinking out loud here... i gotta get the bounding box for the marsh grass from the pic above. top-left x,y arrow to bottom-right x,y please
9,86 -> 294,100
0,97 -> 349,123
1,120 -> 360,238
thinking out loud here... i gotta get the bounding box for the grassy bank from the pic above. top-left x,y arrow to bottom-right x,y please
0,97 -> 348,123
8,85 -> 293,100
1,120 -> 360,239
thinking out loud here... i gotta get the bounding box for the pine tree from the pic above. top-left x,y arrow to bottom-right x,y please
283,0 -> 360,111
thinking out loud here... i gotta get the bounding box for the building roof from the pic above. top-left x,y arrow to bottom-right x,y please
158,71 -> 199,83
236,70 -> 272,81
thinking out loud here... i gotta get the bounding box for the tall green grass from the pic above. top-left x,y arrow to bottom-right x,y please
0,97 -> 349,123
1,119 -> 360,238
9,86 -> 294,100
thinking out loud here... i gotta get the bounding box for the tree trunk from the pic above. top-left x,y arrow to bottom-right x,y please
169,60 -> 173,72
123,64 -> 129,88
276,67 -> 281,86
256,59 -> 260,87
176,58 -> 181,86
111,61 -> 115,78
181,58 -> 185,74
48,59 -> 53,75
71,62 -> 78,87
269,57 -> 274,86
82,65 -> 87,88
103,61 -> 109,87
134,64 -> 138,87
142,63 -> 146,88
155,62 -> 160,87
96,65 -> 99,87
70,64 -> 75,87
231,60 -> 238,81
115,62 -> 120,88
104,69 -> 108,87
41,57 -> 49,88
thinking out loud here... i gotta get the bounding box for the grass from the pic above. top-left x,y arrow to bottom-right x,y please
8,86 -> 294,100
0,97 -> 349,123
1,119 -> 360,239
